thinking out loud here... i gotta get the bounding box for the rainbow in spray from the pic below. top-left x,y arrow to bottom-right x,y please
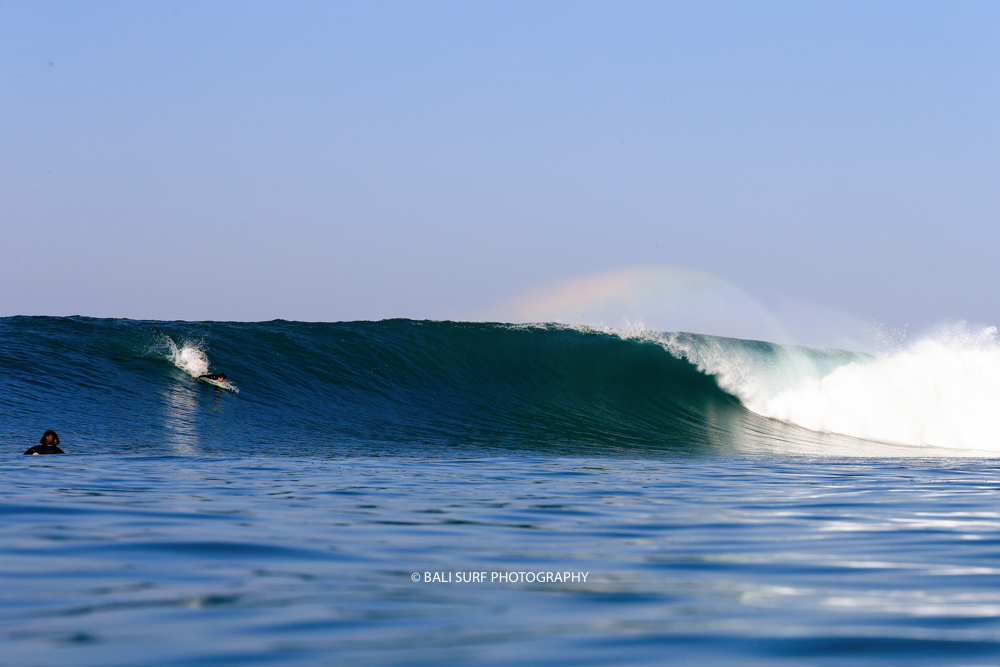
494,266 -> 785,340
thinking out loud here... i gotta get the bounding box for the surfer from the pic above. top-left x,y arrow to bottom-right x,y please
198,373 -> 227,382
25,430 -> 65,455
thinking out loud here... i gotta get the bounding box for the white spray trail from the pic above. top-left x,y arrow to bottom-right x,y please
163,338 -> 210,377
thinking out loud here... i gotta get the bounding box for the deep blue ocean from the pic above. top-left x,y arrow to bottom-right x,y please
4,316 -> 1000,666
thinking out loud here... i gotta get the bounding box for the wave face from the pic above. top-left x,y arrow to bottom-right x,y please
0,317 -> 993,456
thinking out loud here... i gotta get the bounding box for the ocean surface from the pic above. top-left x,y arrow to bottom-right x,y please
4,316 -> 1000,665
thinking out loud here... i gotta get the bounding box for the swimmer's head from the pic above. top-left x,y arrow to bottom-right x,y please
40,430 -> 59,445
219,373 -> 226,381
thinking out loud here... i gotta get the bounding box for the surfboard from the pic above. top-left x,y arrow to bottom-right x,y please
197,377 -> 239,393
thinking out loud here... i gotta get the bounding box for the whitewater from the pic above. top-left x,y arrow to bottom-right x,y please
648,322 -> 1000,452
531,320 -> 1000,453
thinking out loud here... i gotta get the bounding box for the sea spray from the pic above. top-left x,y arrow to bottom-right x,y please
158,336 -> 210,377
752,323 -> 1000,450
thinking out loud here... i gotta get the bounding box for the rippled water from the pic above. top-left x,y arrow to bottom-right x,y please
5,454 -> 1000,665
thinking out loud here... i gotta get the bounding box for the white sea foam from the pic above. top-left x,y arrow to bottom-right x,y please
650,322 -> 1000,452
750,324 -> 1000,451
163,338 -> 210,377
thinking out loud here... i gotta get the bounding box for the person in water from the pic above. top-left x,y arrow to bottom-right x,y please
198,372 -> 226,382
25,430 -> 65,455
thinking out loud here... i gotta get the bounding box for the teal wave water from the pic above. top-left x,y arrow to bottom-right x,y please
1,316 -> 888,457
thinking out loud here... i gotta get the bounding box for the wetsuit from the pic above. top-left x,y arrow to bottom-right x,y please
24,444 -> 64,455
198,374 -> 226,381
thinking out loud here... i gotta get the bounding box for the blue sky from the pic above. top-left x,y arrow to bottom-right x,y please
2,1 -> 997,339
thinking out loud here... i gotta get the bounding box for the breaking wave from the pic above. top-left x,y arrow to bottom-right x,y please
1,317 -> 996,455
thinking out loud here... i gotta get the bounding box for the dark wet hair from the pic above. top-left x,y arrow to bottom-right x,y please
219,373 -> 226,380
40,430 -> 60,445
